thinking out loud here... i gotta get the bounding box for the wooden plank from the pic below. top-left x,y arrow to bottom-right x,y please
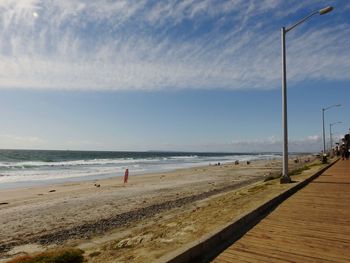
213,160 -> 350,262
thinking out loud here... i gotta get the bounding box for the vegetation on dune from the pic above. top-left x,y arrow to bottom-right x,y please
288,165 -> 310,176
264,164 -> 312,182
7,248 -> 84,263
263,173 -> 281,182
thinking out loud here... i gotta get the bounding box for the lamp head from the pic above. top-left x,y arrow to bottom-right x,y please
319,6 -> 333,15
331,121 -> 342,126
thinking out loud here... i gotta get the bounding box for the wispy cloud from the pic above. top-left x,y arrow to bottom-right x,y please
0,0 -> 348,91
154,134 -> 328,153
227,134 -> 325,152
0,134 -> 45,149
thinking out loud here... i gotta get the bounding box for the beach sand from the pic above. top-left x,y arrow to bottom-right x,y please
0,156 -> 316,262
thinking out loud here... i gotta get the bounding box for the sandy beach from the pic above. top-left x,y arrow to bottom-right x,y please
0,156 -> 316,262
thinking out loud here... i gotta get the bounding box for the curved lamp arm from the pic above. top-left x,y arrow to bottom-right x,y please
323,103 -> 341,111
285,6 -> 333,33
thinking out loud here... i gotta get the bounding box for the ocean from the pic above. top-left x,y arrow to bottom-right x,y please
0,149 -> 280,189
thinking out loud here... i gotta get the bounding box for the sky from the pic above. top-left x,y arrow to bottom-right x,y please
0,0 -> 349,152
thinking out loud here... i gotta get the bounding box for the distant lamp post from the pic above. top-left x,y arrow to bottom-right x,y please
322,104 -> 341,162
329,121 -> 342,153
280,6 -> 334,184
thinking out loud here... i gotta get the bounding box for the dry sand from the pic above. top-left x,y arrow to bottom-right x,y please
0,156 -> 317,262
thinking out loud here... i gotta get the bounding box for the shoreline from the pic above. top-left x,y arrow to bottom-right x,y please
0,153 -> 281,190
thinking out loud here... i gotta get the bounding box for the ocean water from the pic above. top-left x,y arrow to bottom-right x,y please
0,149 -> 280,189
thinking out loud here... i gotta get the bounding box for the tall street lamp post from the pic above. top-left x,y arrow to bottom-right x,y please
280,6 -> 334,184
329,121 -> 342,153
322,104 -> 341,162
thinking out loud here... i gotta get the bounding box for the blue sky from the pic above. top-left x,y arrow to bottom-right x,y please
0,0 -> 349,152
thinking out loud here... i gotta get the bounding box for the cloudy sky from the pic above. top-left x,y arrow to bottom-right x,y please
0,0 -> 349,152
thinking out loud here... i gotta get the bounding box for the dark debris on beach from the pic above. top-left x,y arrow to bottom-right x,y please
0,177 -> 261,254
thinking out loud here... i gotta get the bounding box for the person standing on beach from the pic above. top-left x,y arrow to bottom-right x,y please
124,168 -> 129,184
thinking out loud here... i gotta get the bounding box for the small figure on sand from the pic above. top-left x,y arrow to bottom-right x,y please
124,168 -> 129,184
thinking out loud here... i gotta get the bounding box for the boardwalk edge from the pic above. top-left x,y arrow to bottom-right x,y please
163,160 -> 338,263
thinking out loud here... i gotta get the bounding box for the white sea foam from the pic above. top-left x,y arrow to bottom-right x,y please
0,157 -> 173,169
0,154 -> 280,188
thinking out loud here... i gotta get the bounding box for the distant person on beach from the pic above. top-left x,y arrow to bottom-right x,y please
335,144 -> 340,157
345,135 -> 350,160
341,136 -> 350,160
341,144 -> 346,160
124,168 -> 129,184
345,147 -> 349,160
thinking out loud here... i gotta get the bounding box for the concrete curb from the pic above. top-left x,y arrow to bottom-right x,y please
165,160 -> 338,263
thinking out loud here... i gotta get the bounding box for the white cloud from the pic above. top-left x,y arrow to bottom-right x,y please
0,134 -> 45,149
227,134 -> 325,152
0,0 -> 348,91
158,134 -> 326,153
306,135 -> 321,141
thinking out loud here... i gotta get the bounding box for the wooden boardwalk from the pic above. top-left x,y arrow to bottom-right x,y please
212,160 -> 350,263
